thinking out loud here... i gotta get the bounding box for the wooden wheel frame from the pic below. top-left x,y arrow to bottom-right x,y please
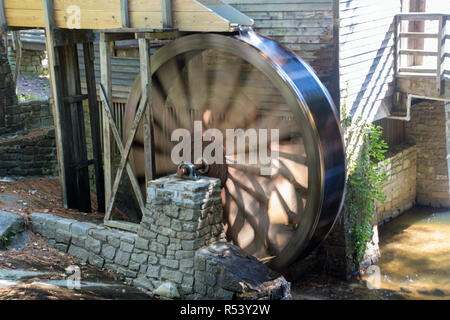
123,29 -> 346,271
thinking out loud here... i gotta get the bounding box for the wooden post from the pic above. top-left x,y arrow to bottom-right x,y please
0,0 -> 6,32
120,0 -> 130,28
61,42 -> 92,212
437,16 -> 446,95
99,33 -> 112,215
139,37 -> 156,185
43,0 -> 70,208
83,42 -> 106,213
12,31 -> 22,88
99,83 -> 146,222
394,15 -> 401,77
393,15 -> 401,107
161,0 -> 173,28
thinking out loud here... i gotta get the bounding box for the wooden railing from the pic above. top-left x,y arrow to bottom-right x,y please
394,13 -> 449,95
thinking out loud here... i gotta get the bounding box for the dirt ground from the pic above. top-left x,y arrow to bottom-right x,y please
0,178 -> 153,300
0,177 -> 136,223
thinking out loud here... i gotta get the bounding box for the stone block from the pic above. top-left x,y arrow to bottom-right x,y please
115,250 -> 131,266
89,254 -> 105,268
120,241 -> 134,253
88,228 -> 110,241
160,258 -> 179,269
55,229 -> 72,244
71,222 -> 97,237
135,237 -> 149,250
101,244 -> 116,260
68,245 -> 89,262
86,236 -> 102,255
147,265 -> 161,278
160,268 -> 183,284
131,252 -> 149,264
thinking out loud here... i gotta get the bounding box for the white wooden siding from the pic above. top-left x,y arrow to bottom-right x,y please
224,0 -> 338,98
339,0 -> 401,121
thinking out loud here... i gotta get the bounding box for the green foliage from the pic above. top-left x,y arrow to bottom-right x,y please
341,103 -> 389,265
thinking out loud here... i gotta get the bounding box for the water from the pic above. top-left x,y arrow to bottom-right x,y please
365,206 -> 450,299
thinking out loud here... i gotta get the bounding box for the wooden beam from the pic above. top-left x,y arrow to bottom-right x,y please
0,0 -> 7,31
397,13 -> 447,21
161,0 -> 173,28
436,16 -> 446,95
83,41 -> 105,213
399,49 -> 438,56
99,84 -> 146,221
62,43 -> 92,213
104,86 -> 148,219
120,0 -> 130,28
63,94 -> 88,104
99,33 -> 112,215
399,32 -> 438,39
139,38 -> 156,185
42,0 -> 69,208
104,220 -> 140,233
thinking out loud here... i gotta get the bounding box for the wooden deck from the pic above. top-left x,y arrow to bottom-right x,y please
0,0 -> 253,32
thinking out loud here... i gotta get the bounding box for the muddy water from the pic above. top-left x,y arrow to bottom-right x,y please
365,206 -> 450,299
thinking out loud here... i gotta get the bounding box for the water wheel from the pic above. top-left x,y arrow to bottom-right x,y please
123,29 -> 346,271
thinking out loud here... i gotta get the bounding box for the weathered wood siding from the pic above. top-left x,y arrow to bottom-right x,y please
224,0 -> 338,99
339,0 -> 401,120
77,1 -> 339,104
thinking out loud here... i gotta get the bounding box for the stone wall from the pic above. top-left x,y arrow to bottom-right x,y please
0,97 -> 57,178
0,128 -> 58,177
8,48 -> 47,74
406,100 -> 450,208
446,103 -> 450,198
30,175 -> 290,300
323,143 -> 417,279
374,143 -> 417,225
0,99 -> 53,137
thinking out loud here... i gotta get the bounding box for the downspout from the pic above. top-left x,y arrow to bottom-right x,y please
387,94 -> 450,121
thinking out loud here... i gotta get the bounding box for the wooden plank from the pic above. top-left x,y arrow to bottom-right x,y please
99,33 -> 112,216
120,0 -> 130,28
63,94 -> 88,104
83,41 -> 105,213
437,16 -> 446,95
397,13 -> 447,21
0,0 -> 7,31
399,67 -> 437,74
62,43 -> 92,213
394,15 -> 400,79
161,0 -> 173,28
139,38 -> 156,185
43,0 -> 70,208
3,0 -> 245,31
399,49 -> 437,57
399,32 -> 437,39
105,87 -> 149,219
104,220 -> 140,233
99,83 -> 145,221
